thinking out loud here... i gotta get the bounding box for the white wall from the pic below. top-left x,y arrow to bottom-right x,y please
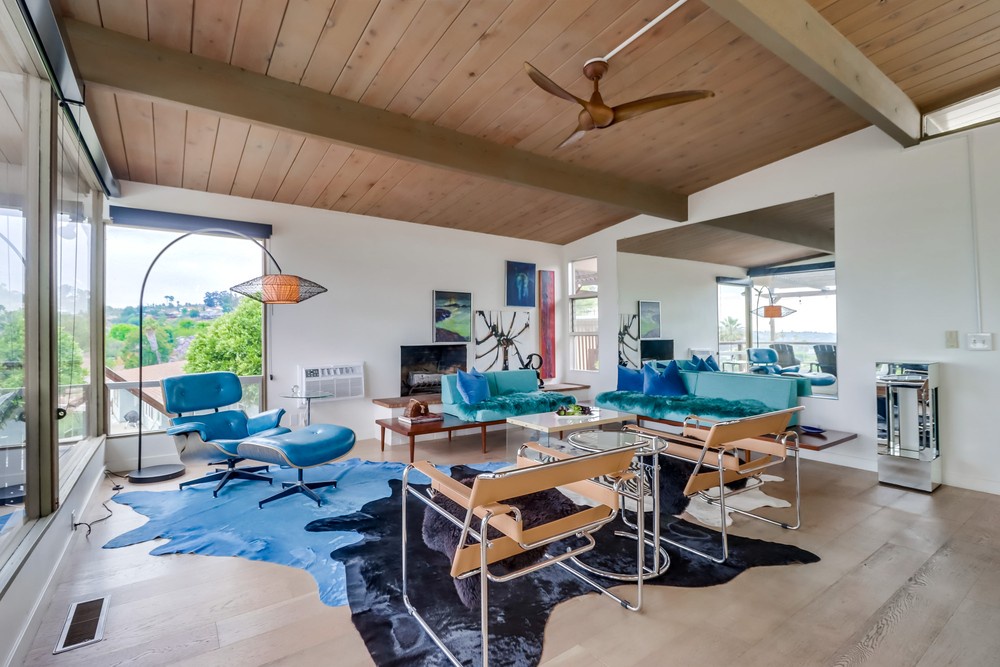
582,124 -> 1000,494
111,183 -> 564,441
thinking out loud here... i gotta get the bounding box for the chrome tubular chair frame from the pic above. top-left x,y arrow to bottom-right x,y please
401,442 -> 646,667
626,406 -> 803,564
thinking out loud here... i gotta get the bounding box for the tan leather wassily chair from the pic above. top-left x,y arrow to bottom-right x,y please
401,440 -> 646,667
626,405 -> 804,563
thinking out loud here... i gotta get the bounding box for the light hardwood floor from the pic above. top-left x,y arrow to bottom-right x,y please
20,433 -> 1000,666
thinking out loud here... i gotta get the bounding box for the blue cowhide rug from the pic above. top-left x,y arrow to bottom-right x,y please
107,458 -> 819,667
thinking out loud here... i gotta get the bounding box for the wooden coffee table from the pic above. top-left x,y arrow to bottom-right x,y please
376,415 -> 505,463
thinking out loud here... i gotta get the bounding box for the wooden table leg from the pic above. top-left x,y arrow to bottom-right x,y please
481,425 -> 487,453
380,425 -> 386,451
409,435 -> 415,463
448,431 -> 453,441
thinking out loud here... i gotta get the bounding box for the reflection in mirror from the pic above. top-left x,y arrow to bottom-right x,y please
616,194 -> 837,397
749,266 -> 837,397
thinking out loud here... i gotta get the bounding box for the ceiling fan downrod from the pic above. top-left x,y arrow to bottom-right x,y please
599,0 -> 689,64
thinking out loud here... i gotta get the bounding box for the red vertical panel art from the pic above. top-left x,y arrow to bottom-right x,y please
538,270 -> 556,379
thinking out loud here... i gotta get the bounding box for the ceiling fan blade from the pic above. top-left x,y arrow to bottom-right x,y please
555,112 -> 597,149
556,129 -> 588,149
611,90 -> 714,124
524,62 -> 584,105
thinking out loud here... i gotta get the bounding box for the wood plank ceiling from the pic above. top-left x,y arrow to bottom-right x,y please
55,0 -> 1000,244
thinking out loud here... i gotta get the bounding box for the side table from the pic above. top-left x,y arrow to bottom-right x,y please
281,391 -> 332,426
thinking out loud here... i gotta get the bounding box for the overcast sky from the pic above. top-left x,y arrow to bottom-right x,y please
105,226 -> 263,308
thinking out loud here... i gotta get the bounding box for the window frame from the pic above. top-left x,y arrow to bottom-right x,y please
568,257 -> 599,372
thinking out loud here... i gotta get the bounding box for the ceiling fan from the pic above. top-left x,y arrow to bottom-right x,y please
524,57 -> 714,148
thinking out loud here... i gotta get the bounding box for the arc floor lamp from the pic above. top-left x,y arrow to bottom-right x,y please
128,228 -> 326,484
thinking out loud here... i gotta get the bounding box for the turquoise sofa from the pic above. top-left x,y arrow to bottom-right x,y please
441,369 -> 575,422
596,368 -> 808,425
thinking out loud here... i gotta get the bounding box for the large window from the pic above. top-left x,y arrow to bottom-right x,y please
104,226 -> 265,434
569,257 -> 598,371
0,38 -> 33,555
717,279 -> 750,370
55,114 -> 96,448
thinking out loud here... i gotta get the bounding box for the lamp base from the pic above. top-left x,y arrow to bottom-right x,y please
128,464 -> 185,484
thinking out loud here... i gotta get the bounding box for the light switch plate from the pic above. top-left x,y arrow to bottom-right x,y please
945,330 -> 959,348
968,333 -> 993,351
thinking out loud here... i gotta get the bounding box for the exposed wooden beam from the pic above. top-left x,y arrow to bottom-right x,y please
703,0 -> 920,148
63,19 -> 689,222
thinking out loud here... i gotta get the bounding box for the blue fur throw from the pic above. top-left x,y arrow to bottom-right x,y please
450,391 -> 574,421
596,391 -> 772,421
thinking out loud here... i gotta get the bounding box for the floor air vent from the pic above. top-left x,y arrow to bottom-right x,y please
53,596 -> 109,654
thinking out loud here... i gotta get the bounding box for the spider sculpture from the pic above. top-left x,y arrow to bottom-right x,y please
618,314 -> 639,368
475,310 -> 530,371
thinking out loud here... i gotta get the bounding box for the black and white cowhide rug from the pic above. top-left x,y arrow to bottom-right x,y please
308,463 -> 819,667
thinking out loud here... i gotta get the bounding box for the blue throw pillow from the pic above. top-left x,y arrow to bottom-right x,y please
456,369 -> 490,404
617,365 -> 643,392
705,355 -> 721,371
642,361 -> 687,396
691,355 -> 715,372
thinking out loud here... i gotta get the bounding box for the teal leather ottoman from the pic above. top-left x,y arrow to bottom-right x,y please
238,424 -> 356,508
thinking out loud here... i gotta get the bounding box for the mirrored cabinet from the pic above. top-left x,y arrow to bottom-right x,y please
876,361 -> 940,491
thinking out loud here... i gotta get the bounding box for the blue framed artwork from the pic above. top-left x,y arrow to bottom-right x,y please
505,261 -> 536,307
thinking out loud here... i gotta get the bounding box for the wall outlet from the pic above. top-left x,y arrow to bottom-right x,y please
71,511 -> 77,530
968,333 -> 994,351
945,330 -> 959,348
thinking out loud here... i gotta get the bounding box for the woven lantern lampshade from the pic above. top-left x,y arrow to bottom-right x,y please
755,304 -> 796,318
231,273 -> 327,304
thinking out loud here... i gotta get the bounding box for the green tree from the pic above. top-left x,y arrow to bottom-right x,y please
185,298 -> 262,376
203,290 -> 239,312
719,316 -> 745,342
108,323 -> 137,341
0,310 -> 85,388
118,317 -> 174,369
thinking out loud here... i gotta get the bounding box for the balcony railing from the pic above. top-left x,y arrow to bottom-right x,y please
105,375 -> 263,436
571,334 -> 599,371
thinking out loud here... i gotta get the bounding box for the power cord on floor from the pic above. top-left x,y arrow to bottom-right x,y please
72,471 -> 124,537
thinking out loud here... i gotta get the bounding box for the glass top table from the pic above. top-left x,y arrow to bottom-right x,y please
566,429 -> 667,456
505,408 -> 635,460
513,427 -> 670,583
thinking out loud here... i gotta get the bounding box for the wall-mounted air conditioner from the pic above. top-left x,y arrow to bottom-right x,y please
298,362 -> 365,401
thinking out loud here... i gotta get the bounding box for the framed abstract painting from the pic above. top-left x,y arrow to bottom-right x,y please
505,261 -> 536,307
638,300 -> 661,339
433,290 -> 472,342
537,270 -> 556,378
618,314 -> 639,367
475,310 -> 533,371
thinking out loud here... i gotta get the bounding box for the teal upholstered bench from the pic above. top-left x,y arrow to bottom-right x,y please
440,369 -> 575,422
238,424 -> 356,508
